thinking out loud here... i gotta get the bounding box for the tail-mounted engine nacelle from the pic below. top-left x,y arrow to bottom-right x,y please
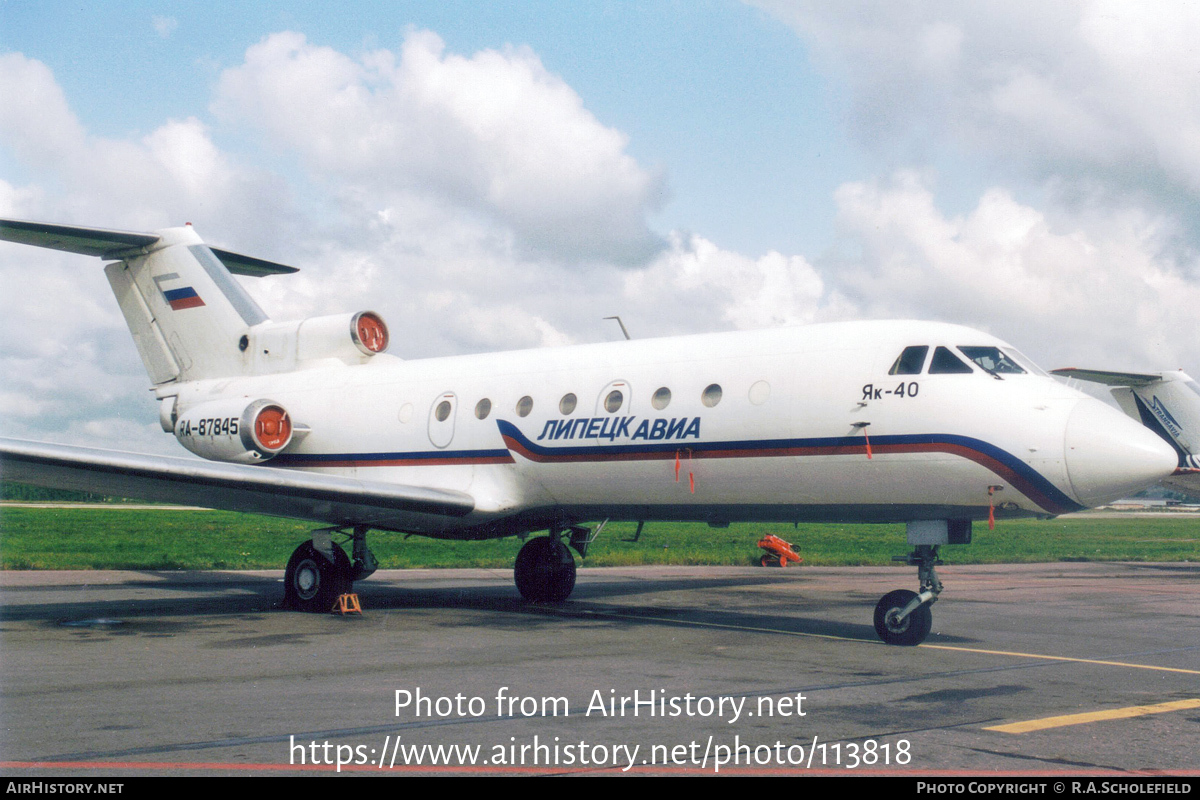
298,310 -> 389,358
245,311 -> 389,373
175,398 -> 294,463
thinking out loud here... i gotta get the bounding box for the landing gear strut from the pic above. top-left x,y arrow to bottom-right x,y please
284,526 -> 377,612
874,544 -> 942,646
514,534 -> 577,602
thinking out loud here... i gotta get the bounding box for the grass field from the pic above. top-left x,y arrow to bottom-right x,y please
0,506 -> 1196,570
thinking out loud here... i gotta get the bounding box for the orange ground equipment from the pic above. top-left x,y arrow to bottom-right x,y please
331,593 -> 363,615
757,534 -> 803,567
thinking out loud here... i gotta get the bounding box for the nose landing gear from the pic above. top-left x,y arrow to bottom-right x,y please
874,544 -> 943,646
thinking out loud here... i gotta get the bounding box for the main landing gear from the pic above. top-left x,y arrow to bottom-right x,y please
284,526 -> 378,612
874,543 -> 944,646
513,524 -> 599,602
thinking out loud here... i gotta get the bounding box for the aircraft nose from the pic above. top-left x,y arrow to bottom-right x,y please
1063,398 -> 1179,508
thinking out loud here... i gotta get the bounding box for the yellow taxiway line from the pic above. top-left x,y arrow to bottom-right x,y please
983,698 -> 1200,734
919,643 -> 1200,676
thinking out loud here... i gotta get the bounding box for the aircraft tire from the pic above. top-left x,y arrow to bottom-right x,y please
284,541 -> 352,612
514,536 -> 576,602
873,589 -> 932,646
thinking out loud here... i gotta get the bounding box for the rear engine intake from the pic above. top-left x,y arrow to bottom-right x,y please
174,398 -> 294,463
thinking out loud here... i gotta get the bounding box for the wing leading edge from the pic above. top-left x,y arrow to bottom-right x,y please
0,438 -> 475,531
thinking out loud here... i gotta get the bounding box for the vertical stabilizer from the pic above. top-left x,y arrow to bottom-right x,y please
106,225 -> 269,382
1126,373 -> 1200,469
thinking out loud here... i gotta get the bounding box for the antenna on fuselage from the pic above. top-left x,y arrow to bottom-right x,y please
604,316 -> 632,340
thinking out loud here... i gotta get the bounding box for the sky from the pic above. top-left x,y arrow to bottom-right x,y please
2,1 -> 1199,454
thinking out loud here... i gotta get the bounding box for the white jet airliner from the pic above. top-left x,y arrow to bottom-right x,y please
0,219 -> 1181,645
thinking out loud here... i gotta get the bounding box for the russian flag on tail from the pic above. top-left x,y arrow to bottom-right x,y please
163,286 -> 206,310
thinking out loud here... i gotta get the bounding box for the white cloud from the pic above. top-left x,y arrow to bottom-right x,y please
826,172 -> 1200,372
753,2 -> 1200,200
0,53 -> 87,171
213,30 -> 666,264
0,53 -> 291,240
747,2 -> 1200,374
623,233 -> 838,333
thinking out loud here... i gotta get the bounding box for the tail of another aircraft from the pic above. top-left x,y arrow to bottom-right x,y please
1052,366 -> 1200,498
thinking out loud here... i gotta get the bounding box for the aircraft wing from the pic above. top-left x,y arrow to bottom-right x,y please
1050,367 -> 1163,387
0,218 -> 298,277
0,438 -> 475,531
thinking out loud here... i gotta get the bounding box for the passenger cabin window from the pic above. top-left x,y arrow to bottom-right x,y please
702,384 -> 723,407
475,399 -> 491,420
559,393 -> 577,415
516,396 -> 534,417
958,346 -> 1026,375
928,346 -> 974,374
604,390 -> 624,413
888,346 -> 929,375
651,387 -> 671,409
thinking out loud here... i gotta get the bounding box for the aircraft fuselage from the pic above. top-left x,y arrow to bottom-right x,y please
167,319 -> 1174,539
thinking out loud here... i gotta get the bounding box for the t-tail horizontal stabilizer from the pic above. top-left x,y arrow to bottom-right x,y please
0,219 -> 299,276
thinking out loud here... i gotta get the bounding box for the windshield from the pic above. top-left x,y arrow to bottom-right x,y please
888,345 -> 929,375
929,346 -> 973,374
957,346 -> 1027,375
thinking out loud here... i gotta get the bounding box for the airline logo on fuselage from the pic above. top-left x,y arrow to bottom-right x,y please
534,416 -> 702,442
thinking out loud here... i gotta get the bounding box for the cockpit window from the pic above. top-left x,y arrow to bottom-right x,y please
888,346 -> 929,375
1004,348 -> 1049,377
928,346 -> 974,374
957,346 -> 1027,375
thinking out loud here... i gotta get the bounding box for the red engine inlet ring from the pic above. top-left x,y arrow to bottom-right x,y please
249,403 -> 292,453
352,311 -> 389,354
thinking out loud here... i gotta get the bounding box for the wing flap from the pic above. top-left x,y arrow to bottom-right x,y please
0,438 -> 475,531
